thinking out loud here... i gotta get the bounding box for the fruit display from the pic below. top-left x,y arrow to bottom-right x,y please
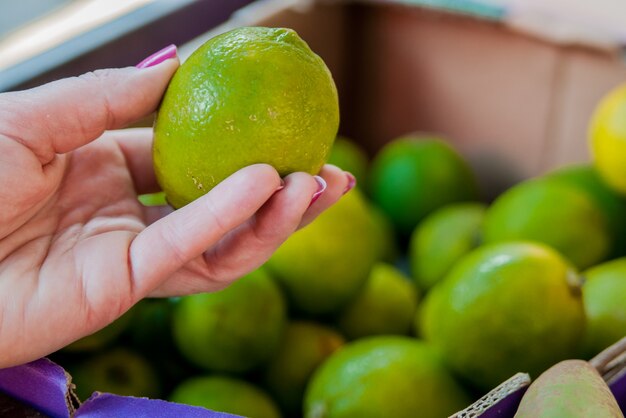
48,26 -> 626,418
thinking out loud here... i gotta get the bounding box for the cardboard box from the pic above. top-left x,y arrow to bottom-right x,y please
188,0 -> 626,199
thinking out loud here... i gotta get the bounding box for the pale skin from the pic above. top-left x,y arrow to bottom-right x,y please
0,58 -> 350,368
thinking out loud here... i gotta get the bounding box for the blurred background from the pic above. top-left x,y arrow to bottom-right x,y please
0,0 -> 254,91
1,0 -> 625,93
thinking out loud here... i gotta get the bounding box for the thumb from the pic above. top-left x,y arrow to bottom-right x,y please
0,45 -> 178,164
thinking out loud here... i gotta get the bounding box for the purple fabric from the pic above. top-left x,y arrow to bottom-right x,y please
75,393 -> 240,418
480,387 -> 528,418
0,358 -> 240,417
0,358 -> 71,418
609,370 -> 626,413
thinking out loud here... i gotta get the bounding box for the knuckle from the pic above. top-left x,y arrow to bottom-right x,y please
203,196 -> 230,237
76,70 -> 117,129
159,221 -> 188,266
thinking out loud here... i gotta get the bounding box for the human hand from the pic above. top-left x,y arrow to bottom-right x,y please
0,49 -> 353,368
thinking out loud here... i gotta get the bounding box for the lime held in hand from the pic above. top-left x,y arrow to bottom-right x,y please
154,27 -> 339,208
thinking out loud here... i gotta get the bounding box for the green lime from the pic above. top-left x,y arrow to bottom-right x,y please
590,84 -> 626,195
263,321 -> 344,415
265,189 -> 380,315
582,258 -> 626,357
482,178 -> 610,269
368,136 -> 479,235
69,348 -> 160,401
369,204 -> 399,263
304,336 -> 472,418
172,268 -> 286,373
126,299 -> 196,392
64,307 -> 135,352
409,202 -> 486,291
327,136 -> 368,186
170,376 -> 281,418
336,263 -> 419,339
548,163 -> 626,258
154,27 -> 339,208
421,242 -> 585,390
127,299 -> 174,353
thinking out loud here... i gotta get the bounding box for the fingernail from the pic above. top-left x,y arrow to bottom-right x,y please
136,44 -> 177,69
309,176 -> 327,207
275,179 -> 286,192
343,172 -> 356,194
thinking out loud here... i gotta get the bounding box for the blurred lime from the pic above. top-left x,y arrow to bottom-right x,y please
127,299 -> 175,352
368,136 -> 479,235
304,336 -> 472,418
337,263 -> 418,339
266,189 -> 380,315
582,258 -> 626,357
172,268 -> 286,373
127,299 -> 196,392
421,242 -> 585,390
409,202 -> 486,291
154,26 -> 338,208
170,376 -> 281,418
263,321 -> 344,415
548,163 -> 626,258
327,136 -> 368,186
590,84 -> 626,195
482,178 -> 610,269
369,204 -> 399,263
70,348 -> 160,401
64,308 -> 135,352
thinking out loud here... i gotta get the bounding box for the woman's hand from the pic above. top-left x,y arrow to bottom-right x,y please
0,54 -> 352,367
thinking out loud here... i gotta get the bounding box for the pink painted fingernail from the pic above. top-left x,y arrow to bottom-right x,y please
136,44 -> 177,69
343,172 -> 356,194
309,176 -> 327,207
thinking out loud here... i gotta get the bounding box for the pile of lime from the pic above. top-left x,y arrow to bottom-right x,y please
52,26 -> 626,418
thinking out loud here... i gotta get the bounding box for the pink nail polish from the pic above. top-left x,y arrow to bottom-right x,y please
309,176 -> 327,207
343,172 -> 357,194
136,44 -> 177,69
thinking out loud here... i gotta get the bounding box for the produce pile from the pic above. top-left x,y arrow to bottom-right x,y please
52,26 -> 626,418
54,128 -> 626,417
